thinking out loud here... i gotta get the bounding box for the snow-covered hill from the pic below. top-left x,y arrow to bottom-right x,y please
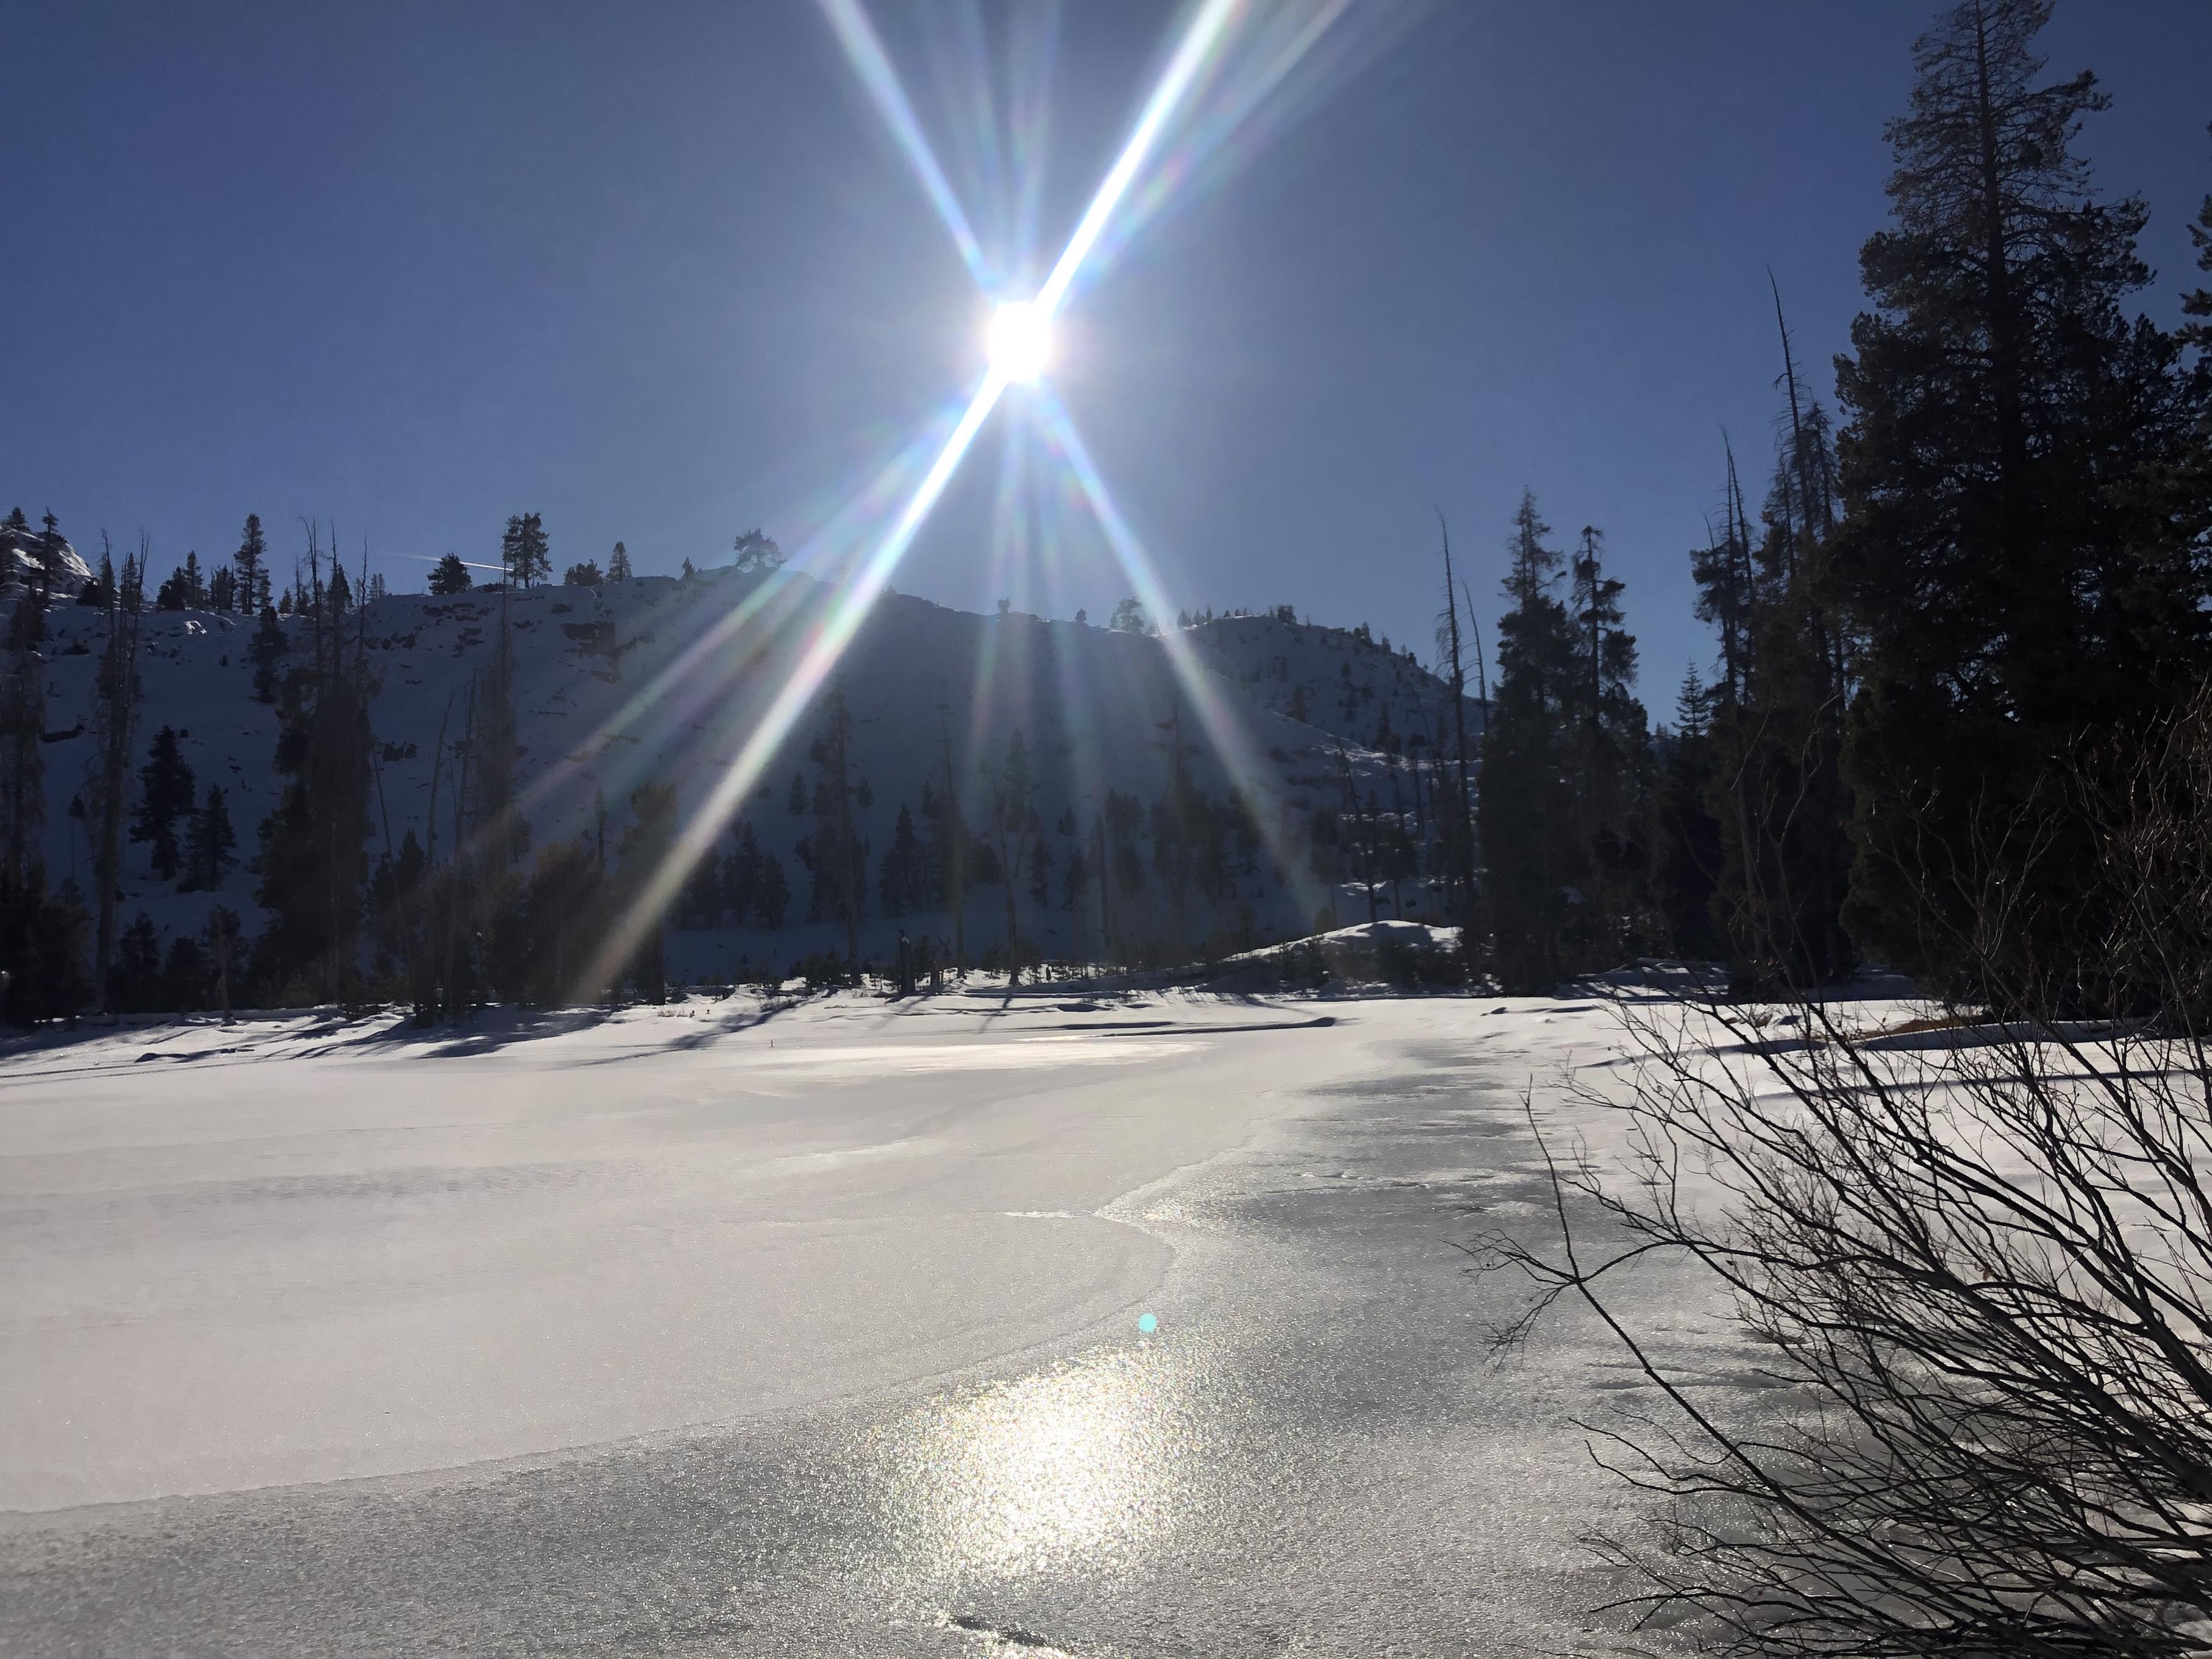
24,566 -> 1484,976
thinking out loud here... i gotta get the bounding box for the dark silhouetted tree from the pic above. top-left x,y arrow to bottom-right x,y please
234,514 -> 269,614
501,512 -> 550,588
428,553 -> 473,595
1832,0 -> 2212,994
130,726 -> 196,880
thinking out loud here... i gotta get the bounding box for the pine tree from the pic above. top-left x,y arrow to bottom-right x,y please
180,783 -> 237,893
162,933 -> 208,1012
562,560 -> 602,587
208,565 -> 237,613
428,554 -> 473,595
85,537 -> 146,1010
615,783 -> 676,997
466,609 -> 529,872
1833,0 -> 2212,994
249,604 -> 287,703
0,871 -> 91,1023
77,546 -> 114,609
234,515 -> 268,615
0,591 -> 45,890
807,691 -> 865,960
1430,515 -> 1479,939
1652,666 -> 1725,960
250,531 -> 375,1003
754,849 -> 790,930
1564,526 -> 1655,966
607,541 -> 632,582
732,528 -> 783,573
155,552 -> 205,612
723,819 -> 762,924
878,802 -> 926,918
130,726 -> 196,880
110,912 -> 162,1014
1477,493 -> 1580,991
2184,128 -> 2211,354
501,513 -> 550,588
201,905 -> 243,1016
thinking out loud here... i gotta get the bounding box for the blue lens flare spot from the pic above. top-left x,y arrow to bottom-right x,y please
1136,1313 -> 1158,1335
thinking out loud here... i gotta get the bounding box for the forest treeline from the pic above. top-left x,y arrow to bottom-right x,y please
1464,0 -> 2212,1005
2,0 -> 2210,1019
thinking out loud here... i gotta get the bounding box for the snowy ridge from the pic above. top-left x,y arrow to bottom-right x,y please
27,568 -> 1484,972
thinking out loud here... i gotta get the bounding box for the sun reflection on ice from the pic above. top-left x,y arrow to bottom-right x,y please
877,1349 -> 1197,1576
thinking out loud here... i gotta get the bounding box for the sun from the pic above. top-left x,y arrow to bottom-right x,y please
988,299 -> 1052,385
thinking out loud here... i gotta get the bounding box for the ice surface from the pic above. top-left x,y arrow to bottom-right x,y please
0,990 -> 1377,1511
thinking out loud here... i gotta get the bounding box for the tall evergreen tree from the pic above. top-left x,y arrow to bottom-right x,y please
722,818 -> 762,924
1652,667 -> 1726,960
249,605 -> 287,704
501,513 -> 551,588
428,553 -> 473,595
1833,0 -> 2212,993
110,912 -> 163,1014
806,690 -> 865,961
251,533 -> 375,1002
616,783 -> 677,997
1431,515 -> 1480,942
754,848 -> 790,931
877,802 -> 927,918
181,783 -> 238,893
0,591 -> 45,890
85,536 -> 146,1010
607,541 -> 632,582
1477,493 -> 1580,991
129,727 -> 196,880
466,607 -> 528,873
2185,128 -> 2212,358
234,515 -> 269,615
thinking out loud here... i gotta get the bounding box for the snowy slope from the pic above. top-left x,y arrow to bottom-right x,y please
27,568 -> 1485,972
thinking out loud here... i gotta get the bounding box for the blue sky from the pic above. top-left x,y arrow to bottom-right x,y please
6,0 -> 2209,708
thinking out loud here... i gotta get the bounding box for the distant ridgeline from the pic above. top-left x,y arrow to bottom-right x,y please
0,530 -> 1486,1016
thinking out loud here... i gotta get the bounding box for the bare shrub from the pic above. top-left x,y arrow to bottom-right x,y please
1496,690 -> 2212,1655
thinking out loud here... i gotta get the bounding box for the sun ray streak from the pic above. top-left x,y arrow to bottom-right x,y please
583,370 -> 1010,994
1092,0 -> 1357,279
816,0 -> 993,288
511,421 -> 950,829
1035,0 -> 1243,319
1032,390 -> 1325,924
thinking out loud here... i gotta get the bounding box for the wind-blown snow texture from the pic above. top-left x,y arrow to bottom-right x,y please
27,569 -> 1482,969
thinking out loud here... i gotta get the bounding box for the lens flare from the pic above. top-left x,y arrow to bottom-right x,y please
582,0 -> 1361,990
1032,388 -> 1326,924
1035,0 -> 1243,322
988,299 -> 1052,384
584,370 -> 1010,993
816,0 -> 992,287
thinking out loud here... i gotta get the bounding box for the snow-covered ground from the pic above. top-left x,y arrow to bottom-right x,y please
0,986 -> 1791,1655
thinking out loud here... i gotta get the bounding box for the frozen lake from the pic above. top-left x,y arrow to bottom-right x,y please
0,986 -> 1724,1655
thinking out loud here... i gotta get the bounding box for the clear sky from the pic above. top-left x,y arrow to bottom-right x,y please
6,1 -> 2208,708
